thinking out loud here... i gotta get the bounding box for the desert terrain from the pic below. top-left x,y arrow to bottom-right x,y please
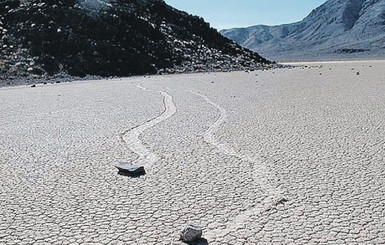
1,60 -> 385,244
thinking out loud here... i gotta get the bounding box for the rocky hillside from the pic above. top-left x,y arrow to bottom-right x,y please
221,0 -> 385,61
0,0 -> 270,81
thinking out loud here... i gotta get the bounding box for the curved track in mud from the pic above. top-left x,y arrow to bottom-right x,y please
120,83 -> 177,168
190,90 -> 287,239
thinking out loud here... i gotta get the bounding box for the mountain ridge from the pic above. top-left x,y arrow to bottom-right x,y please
221,0 -> 385,61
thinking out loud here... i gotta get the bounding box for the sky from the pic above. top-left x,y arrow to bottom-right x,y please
164,0 -> 327,30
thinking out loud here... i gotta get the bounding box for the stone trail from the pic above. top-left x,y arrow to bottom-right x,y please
190,88 -> 287,240
119,82 -> 177,169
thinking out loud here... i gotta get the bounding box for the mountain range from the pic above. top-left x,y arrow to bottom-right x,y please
0,0 -> 269,81
221,0 -> 385,61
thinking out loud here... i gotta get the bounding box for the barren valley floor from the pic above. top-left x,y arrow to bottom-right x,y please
1,61 -> 385,244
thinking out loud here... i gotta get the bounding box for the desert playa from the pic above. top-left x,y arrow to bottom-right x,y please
1,60 -> 385,244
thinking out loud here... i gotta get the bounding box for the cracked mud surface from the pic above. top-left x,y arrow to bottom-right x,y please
1,60 -> 385,244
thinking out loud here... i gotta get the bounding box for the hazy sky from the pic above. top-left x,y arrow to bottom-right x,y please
164,0 -> 327,30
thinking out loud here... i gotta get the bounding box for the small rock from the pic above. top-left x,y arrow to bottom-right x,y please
356,72 -> 360,75
180,224 -> 203,243
116,163 -> 145,176
31,84 -> 36,88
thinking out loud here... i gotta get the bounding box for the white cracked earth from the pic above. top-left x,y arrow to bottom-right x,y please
1,60 -> 385,244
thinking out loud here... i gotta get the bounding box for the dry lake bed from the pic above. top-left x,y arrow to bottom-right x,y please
1,60 -> 385,244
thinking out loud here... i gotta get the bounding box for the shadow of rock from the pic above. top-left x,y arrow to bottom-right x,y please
116,163 -> 146,177
183,238 -> 209,245
117,170 -> 145,178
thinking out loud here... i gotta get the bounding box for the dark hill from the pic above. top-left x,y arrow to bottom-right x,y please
0,0 -> 270,81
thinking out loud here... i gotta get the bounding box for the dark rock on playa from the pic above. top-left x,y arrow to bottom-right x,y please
180,224 -> 203,243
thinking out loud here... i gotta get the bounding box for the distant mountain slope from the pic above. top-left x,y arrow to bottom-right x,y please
221,0 -> 385,61
0,0 -> 269,80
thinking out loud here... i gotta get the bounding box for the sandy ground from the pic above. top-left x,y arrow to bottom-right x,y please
1,60 -> 385,244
